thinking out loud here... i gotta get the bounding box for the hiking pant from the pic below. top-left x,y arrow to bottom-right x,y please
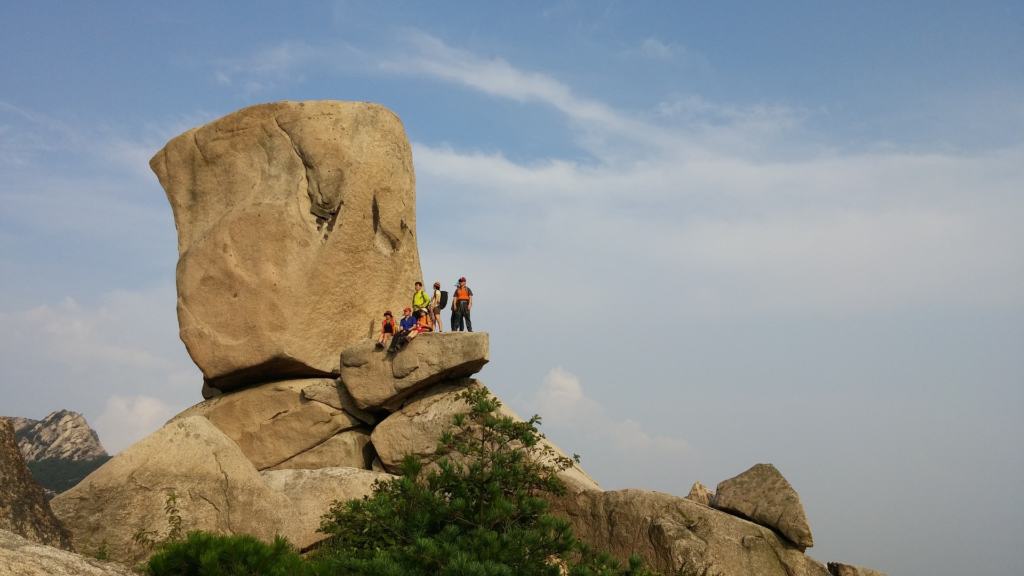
452,301 -> 472,332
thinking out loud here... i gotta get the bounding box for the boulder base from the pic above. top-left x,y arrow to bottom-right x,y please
176,379 -> 365,470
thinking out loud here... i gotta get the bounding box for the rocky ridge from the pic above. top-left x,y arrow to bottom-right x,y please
0,419 -> 72,550
37,101 -> 886,575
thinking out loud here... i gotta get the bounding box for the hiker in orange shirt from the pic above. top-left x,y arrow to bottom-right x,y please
451,276 -> 473,332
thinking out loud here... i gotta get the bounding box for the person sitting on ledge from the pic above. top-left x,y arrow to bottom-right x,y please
388,307 -> 418,353
375,310 -> 396,349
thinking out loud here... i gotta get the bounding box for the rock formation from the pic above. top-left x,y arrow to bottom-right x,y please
712,463 -> 814,550
151,101 -> 422,392
41,101 -> 879,574
0,529 -> 134,576
0,419 -> 71,550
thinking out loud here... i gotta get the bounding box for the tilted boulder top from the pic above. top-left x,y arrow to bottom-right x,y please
150,100 -> 422,393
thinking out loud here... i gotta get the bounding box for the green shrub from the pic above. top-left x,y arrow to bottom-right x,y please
145,531 -> 308,576
311,384 -> 660,576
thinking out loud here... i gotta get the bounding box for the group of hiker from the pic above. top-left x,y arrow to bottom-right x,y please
377,276 -> 474,352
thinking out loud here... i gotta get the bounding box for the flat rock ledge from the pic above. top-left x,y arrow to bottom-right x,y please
341,332 -> 489,411
712,463 -> 814,550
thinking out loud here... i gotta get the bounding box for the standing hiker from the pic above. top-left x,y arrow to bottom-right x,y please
451,276 -> 473,332
412,281 -> 430,315
429,281 -> 445,332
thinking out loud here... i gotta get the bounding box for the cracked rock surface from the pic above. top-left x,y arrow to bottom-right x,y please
150,101 -> 422,393
0,420 -> 71,550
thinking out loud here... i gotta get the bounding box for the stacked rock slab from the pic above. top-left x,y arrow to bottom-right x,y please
341,332 -> 490,410
712,463 -> 814,550
0,419 -> 71,550
150,100 -> 422,393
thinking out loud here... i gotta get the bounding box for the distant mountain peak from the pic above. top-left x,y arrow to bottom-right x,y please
8,410 -> 108,463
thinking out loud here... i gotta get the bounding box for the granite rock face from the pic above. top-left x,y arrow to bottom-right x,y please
553,488 -> 829,576
0,529 -> 135,576
341,332 -> 489,410
50,416 -> 300,564
151,100 -> 422,392
712,463 -> 814,550
261,467 -> 393,549
0,420 -> 71,550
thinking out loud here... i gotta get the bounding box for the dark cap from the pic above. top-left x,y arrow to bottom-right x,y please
459,276 -> 466,282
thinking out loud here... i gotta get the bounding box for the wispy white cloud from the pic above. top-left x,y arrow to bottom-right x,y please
94,395 -> 177,454
0,287 -> 198,452
534,367 -> 689,486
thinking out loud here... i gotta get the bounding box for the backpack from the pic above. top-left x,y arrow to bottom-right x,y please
438,290 -> 449,310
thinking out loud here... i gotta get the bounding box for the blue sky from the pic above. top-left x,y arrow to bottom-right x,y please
2,2 -> 1023,575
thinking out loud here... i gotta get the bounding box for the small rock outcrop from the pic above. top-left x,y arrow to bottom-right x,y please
685,481 -> 712,506
0,529 -> 134,576
151,101 -> 422,392
0,420 -> 71,550
553,489 -> 828,576
341,332 -> 489,410
712,463 -> 814,550
827,562 -> 888,576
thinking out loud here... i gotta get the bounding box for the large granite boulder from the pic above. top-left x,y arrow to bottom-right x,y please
175,379 -> 366,470
0,420 -> 71,550
341,332 -> 490,410
371,379 -> 599,492
827,562 -> 888,576
50,416 -> 301,564
712,463 -> 814,549
0,529 -> 134,576
552,489 -> 829,576
261,467 -> 393,549
151,101 -> 422,392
